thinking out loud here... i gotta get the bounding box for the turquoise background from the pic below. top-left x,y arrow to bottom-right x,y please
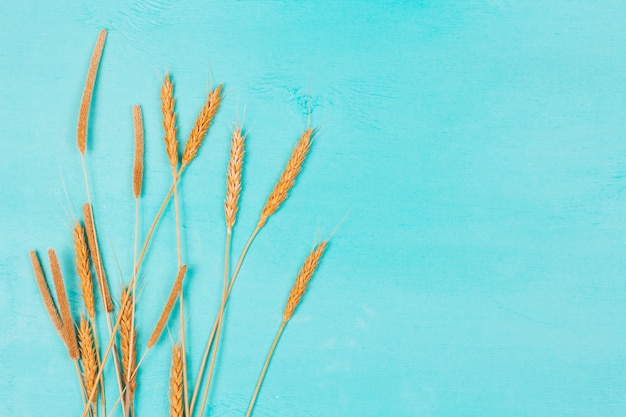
2,1 -> 626,416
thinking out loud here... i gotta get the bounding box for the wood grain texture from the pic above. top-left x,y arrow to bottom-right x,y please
5,2 -> 626,417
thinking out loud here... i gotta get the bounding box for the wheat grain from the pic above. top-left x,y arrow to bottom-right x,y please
78,315 -> 99,404
283,241 -> 328,322
77,29 -> 107,155
225,126 -> 245,229
161,74 -> 178,169
259,128 -> 314,227
49,248 -> 80,360
29,250 -> 64,340
119,287 -> 137,395
83,203 -> 113,312
170,344 -> 183,417
133,104 -> 144,199
73,221 -> 95,319
180,84 -> 223,168
147,265 -> 188,349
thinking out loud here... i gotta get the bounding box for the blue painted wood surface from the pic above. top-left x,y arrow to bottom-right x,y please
2,1 -> 626,416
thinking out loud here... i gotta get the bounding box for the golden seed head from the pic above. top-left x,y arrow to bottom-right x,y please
132,104 -> 144,199
170,344 -> 183,417
260,128 -> 314,226
161,74 -> 179,169
73,221 -> 95,319
181,84 -> 224,168
283,241 -> 328,322
77,29 -> 107,155
225,126 -> 245,229
78,315 -> 98,403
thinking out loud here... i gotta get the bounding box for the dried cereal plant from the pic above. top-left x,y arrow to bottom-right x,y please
29,250 -> 64,340
78,315 -> 99,408
49,248 -> 80,360
83,203 -> 113,313
133,104 -> 144,199
245,241 -> 329,417
161,74 -> 178,169
180,84 -> 223,168
73,221 -> 95,319
170,345 -> 183,417
77,29 -> 107,155
147,265 -> 188,349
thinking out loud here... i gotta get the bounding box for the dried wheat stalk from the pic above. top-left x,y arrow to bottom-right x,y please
133,104 -> 144,199
161,74 -> 178,169
225,126 -> 245,229
73,221 -> 95,320
78,315 -> 99,404
259,128 -> 314,227
180,84 -> 223,168
170,344 -> 183,417
147,265 -> 188,349
49,248 -> 80,360
119,287 -> 137,395
283,241 -> 328,322
245,240 -> 329,417
29,251 -> 65,340
83,203 -> 113,312
77,29 -> 107,155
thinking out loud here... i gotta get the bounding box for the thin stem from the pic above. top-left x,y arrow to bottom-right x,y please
189,224 -> 262,414
105,309 -> 127,417
90,316 -> 106,417
171,167 -> 190,417
81,163 -> 190,417
74,359 -> 88,410
245,321 -> 287,417
123,197 -> 140,417
81,153 -> 127,417
197,230 -> 231,417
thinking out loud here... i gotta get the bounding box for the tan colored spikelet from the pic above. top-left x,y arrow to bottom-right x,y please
283,241 -> 328,322
169,344 -> 183,417
133,104 -> 144,199
29,251 -> 64,340
83,203 -> 113,312
161,74 -> 178,169
73,221 -> 95,319
260,128 -> 314,227
225,126 -> 245,228
49,249 -> 80,360
180,84 -> 224,168
147,265 -> 188,349
77,29 -> 107,155
78,315 -> 99,403
119,287 -> 137,394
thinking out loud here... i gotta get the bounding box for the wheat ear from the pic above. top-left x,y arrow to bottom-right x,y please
119,287 -> 137,393
161,74 -> 178,169
191,127 -> 316,414
225,126 -> 245,229
83,203 -> 113,312
195,125 -> 246,417
73,221 -> 96,320
147,265 -> 188,349
170,344 -> 183,417
29,251 -> 64,340
48,249 -> 80,360
180,84 -> 223,168
78,315 -> 99,406
132,104 -> 144,199
77,29 -> 107,155
259,128 -> 314,227
245,241 -> 328,417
